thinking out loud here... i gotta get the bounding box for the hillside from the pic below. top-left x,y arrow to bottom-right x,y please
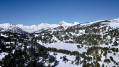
0,18 -> 119,67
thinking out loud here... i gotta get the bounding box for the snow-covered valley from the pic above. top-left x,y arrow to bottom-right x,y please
0,18 -> 119,67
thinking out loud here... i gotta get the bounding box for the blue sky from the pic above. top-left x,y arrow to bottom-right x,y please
0,0 -> 119,25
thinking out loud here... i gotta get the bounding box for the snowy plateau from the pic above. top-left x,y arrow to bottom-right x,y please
0,18 -> 119,67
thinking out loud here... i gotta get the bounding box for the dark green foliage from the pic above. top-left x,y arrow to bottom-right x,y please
75,55 -> 80,61
111,48 -> 118,52
114,53 -> 116,55
102,64 -> 104,67
54,60 -> 58,66
48,64 -> 51,67
94,62 -> 100,67
75,55 -> 80,65
47,47 -> 81,56
86,56 -> 92,61
97,56 -> 101,61
71,61 -> 74,64
49,55 -> 55,63
113,41 -> 118,46
0,32 -> 51,67
75,61 -> 79,65
104,59 -> 110,63
86,63 -> 94,67
110,56 -> 118,65
27,60 -> 39,67
38,45 -> 48,59
110,56 -> 115,62
82,60 -> 86,67
63,56 -> 68,62
103,51 -> 107,56
2,49 -> 26,67
103,47 -> 109,51
87,47 -> 103,55
75,34 -> 102,45
77,45 -> 81,48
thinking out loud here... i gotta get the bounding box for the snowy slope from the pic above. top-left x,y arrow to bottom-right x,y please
16,23 -> 60,33
49,52 -> 82,67
0,23 -> 15,32
0,52 -> 8,61
44,43 -> 87,53
0,23 -> 24,33
81,18 -> 119,28
108,18 -> 119,28
80,20 -> 105,26
58,21 -> 79,27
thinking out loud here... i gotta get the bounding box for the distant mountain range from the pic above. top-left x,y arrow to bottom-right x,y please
0,18 -> 119,33
0,21 -> 79,33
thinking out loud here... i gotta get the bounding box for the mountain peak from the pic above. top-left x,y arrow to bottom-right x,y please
58,21 -> 79,26
58,21 -> 67,26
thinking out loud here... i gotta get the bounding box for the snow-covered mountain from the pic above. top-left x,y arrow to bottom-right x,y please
58,21 -> 79,27
0,23 -> 25,33
80,18 -> 119,28
0,18 -> 119,67
0,18 -> 119,33
0,21 -> 80,33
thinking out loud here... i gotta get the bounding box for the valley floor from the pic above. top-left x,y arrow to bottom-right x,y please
42,42 -> 119,67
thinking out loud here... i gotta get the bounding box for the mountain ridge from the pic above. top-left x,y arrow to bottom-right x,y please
0,18 -> 119,33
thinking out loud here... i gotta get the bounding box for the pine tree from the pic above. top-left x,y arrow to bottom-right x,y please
113,41 -> 118,46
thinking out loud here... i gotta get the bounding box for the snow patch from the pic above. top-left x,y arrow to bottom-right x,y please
0,52 -> 8,61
